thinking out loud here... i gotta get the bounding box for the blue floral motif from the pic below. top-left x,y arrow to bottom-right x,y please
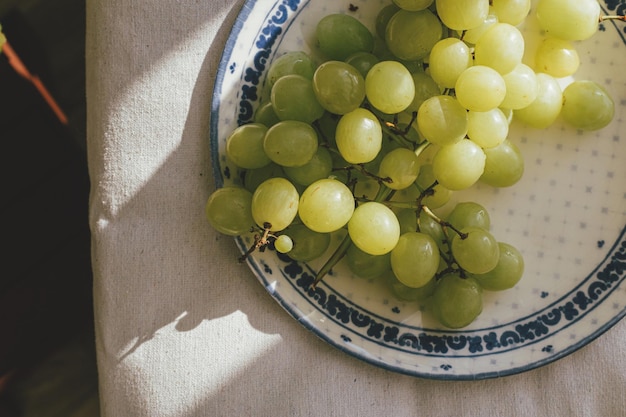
236,1 -> 301,125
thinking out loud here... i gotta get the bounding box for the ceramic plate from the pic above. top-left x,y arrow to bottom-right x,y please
210,0 -> 626,379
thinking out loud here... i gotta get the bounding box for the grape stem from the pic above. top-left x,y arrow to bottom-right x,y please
311,233 -> 352,289
600,15 -> 626,23
238,222 -> 278,262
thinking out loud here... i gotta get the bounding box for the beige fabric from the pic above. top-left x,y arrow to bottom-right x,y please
86,1 -> 626,416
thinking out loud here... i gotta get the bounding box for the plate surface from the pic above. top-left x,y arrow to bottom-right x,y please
210,0 -> 626,379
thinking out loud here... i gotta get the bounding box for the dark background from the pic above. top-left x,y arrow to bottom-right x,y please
0,0 -> 99,415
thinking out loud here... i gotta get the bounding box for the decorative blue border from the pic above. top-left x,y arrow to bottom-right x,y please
210,0 -> 626,380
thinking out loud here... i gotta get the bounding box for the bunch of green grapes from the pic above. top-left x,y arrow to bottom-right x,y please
206,0 -> 619,328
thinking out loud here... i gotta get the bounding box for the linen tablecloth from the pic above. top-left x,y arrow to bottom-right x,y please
86,1 -> 626,416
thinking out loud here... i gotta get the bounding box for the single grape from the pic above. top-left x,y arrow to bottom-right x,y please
263,120 -> 318,167
365,60 -> 415,114
480,139 -> 524,188
461,13 -> 498,45
312,61 -> 366,115
265,51 -> 316,91
298,178 -> 355,233
377,147 -> 421,190
243,163 -> 285,193
561,80 -> 614,131
393,0 -> 434,12
432,274 -> 483,329
225,123 -> 271,169
432,140 -> 486,191
205,187 -> 254,236
474,23 -> 525,75
283,146 -> 333,186
271,74 -> 324,123
417,95 -> 468,146
348,202 -> 401,255
274,235 -> 294,253
428,38 -> 472,89
284,224 -> 331,262
536,0 -> 601,41
391,232 -> 440,288
491,0 -> 531,26
344,52 -> 380,78
251,178 -> 299,232
513,73 -> 562,129
446,201 -> 491,231
534,37 -> 580,78
254,101 -> 280,127
335,108 -> 383,164
405,71 -> 441,113
472,242 -> 524,290
316,14 -> 374,60
387,271 -> 437,301
467,108 -> 509,149
346,245 -> 392,279
455,66 -> 506,112
451,227 -> 500,274
500,63 -> 538,110
435,0 -> 490,31
385,9 -> 442,61
375,4 -> 401,39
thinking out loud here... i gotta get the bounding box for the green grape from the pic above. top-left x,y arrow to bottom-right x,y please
348,202 -> 401,255
534,37 -> 580,78
263,120 -> 318,167
467,108 -> 509,149
344,52 -> 380,78
365,60 -> 415,114
316,14 -> 374,60
315,111 -> 340,147
335,108 -> 383,164
451,227 -> 500,274
415,163 -> 452,209
461,13 -> 498,45
284,224 -> 331,262
491,0 -> 531,26
298,178 -> 355,233
417,210 -> 446,250
432,140 -> 486,191
480,139 -> 524,187
244,162 -> 285,193
391,232 -> 440,288
405,71 -> 441,113
254,101 -> 280,127
428,38 -> 472,89
377,148 -> 421,190
274,235 -> 294,253
536,0 -> 601,41
396,208 -> 418,234
283,147 -> 332,187
387,270 -> 437,301
205,187 -> 254,236
432,274 -> 483,329
393,0 -> 434,11
385,9 -> 442,61
312,60 -> 366,115
446,201 -> 491,231
455,66 -> 506,112
346,244 -> 392,279
513,73 -> 562,129
474,23 -> 525,75
225,123 -> 271,169
265,51 -> 316,91
375,4 -> 401,39
271,74 -> 324,123
435,0 -> 490,31
500,63 -> 538,110
561,80 -> 614,131
251,178 -> 299,232
417,95 -> 468,146
472,242 -> 524,291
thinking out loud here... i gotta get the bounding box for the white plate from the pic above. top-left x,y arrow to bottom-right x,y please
210,0 -> 626,379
